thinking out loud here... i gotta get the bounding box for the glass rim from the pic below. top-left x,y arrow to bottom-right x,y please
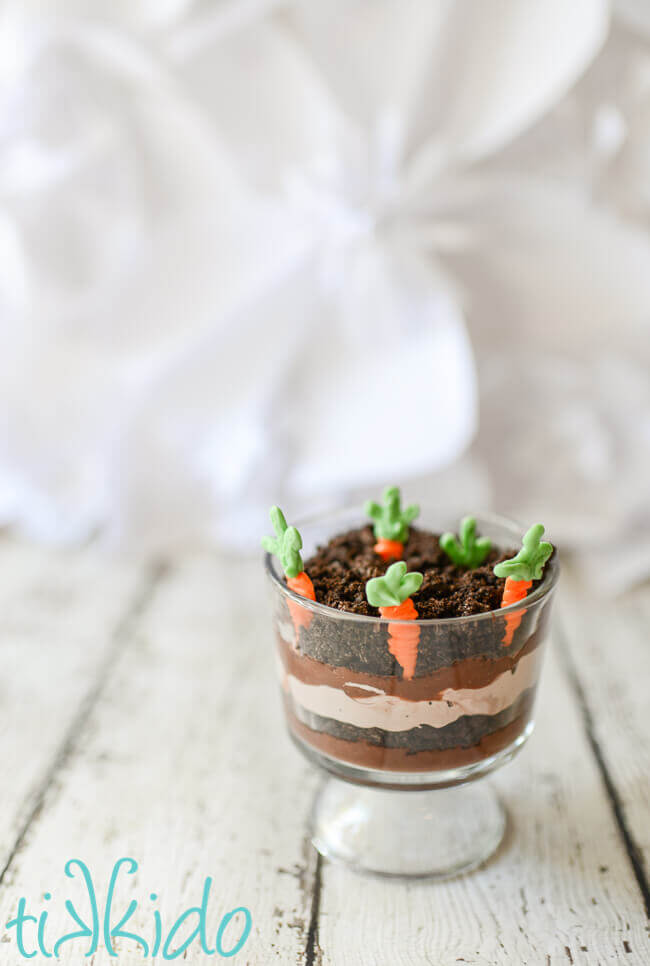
264,507 -> 560,626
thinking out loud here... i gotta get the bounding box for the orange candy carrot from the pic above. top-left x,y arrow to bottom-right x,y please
365,486 -> 419,561
374,538 -> 405,562
499,578 -> 532,646
366,562 -> 424,680
380,598 -> 420,680
286,571 -> 316,633
493,524 -> 553,648
262,506 -> 315,636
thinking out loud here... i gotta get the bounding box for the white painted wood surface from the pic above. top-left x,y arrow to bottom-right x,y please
0,538 -> 647,964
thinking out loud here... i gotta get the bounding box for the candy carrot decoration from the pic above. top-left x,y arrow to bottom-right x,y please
364,486 -> 419,561
262,506 -> 316,635
440,516 -> 491,568
366,562 -> 424,680
493,524 -> 553,647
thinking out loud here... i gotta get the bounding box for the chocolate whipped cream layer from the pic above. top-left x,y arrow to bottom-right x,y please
271,521 -> 556,774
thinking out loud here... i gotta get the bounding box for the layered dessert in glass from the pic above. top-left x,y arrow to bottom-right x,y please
264,492 -> 558,789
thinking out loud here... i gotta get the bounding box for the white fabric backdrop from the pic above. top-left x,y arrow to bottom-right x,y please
0,1 -> 649,589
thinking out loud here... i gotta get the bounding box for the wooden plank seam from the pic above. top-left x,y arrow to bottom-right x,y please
0,560 -> 168,890
555,619 -> 650,919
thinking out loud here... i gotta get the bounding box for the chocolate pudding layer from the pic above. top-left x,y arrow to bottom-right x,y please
269,520 -> 557,775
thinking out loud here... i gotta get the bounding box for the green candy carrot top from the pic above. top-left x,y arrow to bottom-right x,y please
440,516 -> 491,568
364,486 -> 419,562
262,506 -> 316,632
493,524 -> 553,646
366,562 -> 423,680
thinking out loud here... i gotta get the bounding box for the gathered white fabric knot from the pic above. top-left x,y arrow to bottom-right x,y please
1,0 -> 650,577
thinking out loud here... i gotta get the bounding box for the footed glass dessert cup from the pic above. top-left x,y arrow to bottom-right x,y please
265,508 -> 559,878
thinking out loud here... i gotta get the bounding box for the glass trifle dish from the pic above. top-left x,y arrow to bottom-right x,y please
263,488 -> 559,878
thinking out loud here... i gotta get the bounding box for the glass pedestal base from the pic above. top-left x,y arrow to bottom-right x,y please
310,776 -> 506,879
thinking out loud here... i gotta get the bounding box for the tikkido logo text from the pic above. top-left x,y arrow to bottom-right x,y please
4,857 -> 252,960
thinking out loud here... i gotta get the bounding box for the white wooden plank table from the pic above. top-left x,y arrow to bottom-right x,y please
0,537 -> 647,964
